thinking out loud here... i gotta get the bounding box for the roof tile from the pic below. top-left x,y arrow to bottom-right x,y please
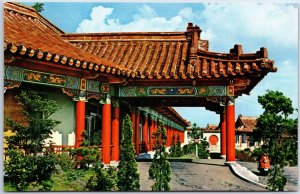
5,2 -> 276,81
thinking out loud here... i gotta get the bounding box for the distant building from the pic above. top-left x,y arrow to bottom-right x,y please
202,124 -> 220,153
198,115 -> 262,153
235,115 -> 259,150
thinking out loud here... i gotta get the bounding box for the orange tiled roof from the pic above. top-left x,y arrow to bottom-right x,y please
202,124 -> 220,133
4,2 -> 277,81
4,3 -> 122,73
63,30 -> 277,80
236,115 -> 257,133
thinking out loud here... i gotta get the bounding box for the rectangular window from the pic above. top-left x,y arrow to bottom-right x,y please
236,134 -> 239,143
242,134 -> 247,143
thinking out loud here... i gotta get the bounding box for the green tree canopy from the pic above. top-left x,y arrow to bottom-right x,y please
6,90 -> 61,155
32,2 -> 44,13
253,90 -> 297,191
149,126 -> 171,191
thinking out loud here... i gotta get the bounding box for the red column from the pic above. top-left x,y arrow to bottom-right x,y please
135,111 -> 140,155
220,110 -> 227,158
75,100 -> 85,147
102,99 -> 111,164
149,119 -> 155,151
142,113 -> 148,152
166,126 -> 169,146
131,109 -> 136,146
226,98 -> 236,162
111,104 -> 120,161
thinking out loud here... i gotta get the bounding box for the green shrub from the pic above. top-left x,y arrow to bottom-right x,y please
175,135 -> 183,157
52,153 -> 75,171
66,169 -> 85,181
85,162 -> 118,191
69,147 -> 100,169
117,114 -> 140,191
198,139 -> 210,159
169,135 -> 177,157
5,149 -> 55,191
182,143 -> 194,155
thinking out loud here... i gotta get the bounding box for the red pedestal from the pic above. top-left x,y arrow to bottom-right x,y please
135,112 -> 140,155
111,107 -> 120,161
102,103 -> 111,164
226,103 -> 236,162
75,100 -> 85,147
142,115 -> 148,152
221,111 -> 227,156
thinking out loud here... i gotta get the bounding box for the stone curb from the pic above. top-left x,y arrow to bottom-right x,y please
225,162 -> 268,189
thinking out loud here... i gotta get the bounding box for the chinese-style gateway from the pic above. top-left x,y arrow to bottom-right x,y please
4,3 -> 276,164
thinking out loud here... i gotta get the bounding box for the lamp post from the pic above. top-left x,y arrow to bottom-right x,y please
194,138 -> 199,159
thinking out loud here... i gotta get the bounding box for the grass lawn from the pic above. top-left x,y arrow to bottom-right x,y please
4,169 -> 95,191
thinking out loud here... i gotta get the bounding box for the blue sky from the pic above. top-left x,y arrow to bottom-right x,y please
23,2 -> 298,127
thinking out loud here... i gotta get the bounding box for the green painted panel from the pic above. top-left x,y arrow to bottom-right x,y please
119,86 -> 226,97
5,65 -> 24,81
65,76 -> 80,90
43,92 -> 75,145
87,80 -> 100,93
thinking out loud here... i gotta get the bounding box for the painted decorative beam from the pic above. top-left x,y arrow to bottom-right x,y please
119,85 -> 226,97
4,65 -> 110,95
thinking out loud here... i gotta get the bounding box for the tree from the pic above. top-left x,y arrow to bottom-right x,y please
117,114 -> 140,191
169,135 -> 183,158
190,123 -> 201,139
253,90 -> 297,191
6,90 -> 61,155
5,90 -> 61,191
149,126 -> 171,191
175,135 -> 183,157
169,134 -> 176,157
32,2 -> 44,13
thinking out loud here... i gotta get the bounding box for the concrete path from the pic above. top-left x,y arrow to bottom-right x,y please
137,160 -> 267,191
237,161 -> 298,191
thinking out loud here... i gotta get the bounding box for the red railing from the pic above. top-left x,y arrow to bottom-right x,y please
50,145 -> 102,154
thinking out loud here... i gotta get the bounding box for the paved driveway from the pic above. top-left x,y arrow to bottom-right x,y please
138,160 -> 267,191
237,161 -> 298,191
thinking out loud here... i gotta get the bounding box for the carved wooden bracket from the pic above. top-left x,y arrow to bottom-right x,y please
4,80 -> 21,93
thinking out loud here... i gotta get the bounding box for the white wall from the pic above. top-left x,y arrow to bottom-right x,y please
202,132 -> 221,153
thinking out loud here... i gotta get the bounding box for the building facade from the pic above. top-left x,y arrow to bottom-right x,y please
4,3 -> 276,164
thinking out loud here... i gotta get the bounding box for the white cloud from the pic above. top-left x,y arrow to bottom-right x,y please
76,6 -> 115,33
76,5 -> 197,33
200,3 -> 298,52
134,4 -> 158,19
